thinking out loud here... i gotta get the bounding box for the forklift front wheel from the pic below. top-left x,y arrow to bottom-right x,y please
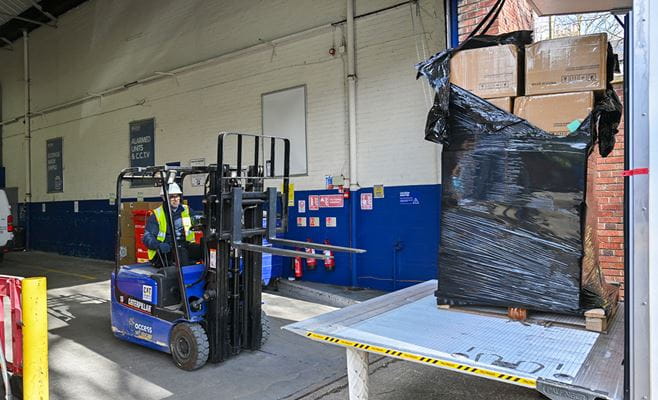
170,322 -> 209,371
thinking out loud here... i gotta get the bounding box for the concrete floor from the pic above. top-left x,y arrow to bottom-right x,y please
3,251 -> 545,399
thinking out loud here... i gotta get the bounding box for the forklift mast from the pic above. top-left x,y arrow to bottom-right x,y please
203,133 -> 364,362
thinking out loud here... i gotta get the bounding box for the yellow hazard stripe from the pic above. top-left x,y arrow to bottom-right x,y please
305,332 -> 536,388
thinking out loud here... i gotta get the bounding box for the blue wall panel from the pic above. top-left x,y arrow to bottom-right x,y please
28,200 -> 117,260
285,185 -> 441,291
355,185 -> 440,291
286,190 -> 353,286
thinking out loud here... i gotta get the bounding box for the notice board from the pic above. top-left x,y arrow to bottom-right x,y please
46,137 -> 63,193
130,119 -> 155,186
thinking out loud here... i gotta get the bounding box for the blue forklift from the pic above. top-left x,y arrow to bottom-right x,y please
111,132 -> 364,370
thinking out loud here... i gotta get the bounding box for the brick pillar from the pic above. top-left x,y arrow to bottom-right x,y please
592,80 -> 625,298
457,0 -> 534,43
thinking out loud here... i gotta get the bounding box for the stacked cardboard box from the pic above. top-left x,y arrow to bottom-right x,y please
118,201 -> 162,265
450,43 -> 521,113
450,33 -> 608,134
515,33 -> 607,134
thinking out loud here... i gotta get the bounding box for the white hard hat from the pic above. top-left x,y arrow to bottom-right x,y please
160,182 -> 183,196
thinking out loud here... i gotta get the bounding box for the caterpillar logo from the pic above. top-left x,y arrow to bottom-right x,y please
127,297 -> 152,313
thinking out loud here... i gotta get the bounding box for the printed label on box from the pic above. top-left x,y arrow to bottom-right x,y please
325,217 -> 337,227
309,217 -> 320,227
297,217 -> 307,227
319,194 -> 344,208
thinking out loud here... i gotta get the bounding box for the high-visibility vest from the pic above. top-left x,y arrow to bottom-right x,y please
147,205 -> 195,260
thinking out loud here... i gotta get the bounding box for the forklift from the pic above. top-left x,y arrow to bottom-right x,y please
111,132 -> 364,370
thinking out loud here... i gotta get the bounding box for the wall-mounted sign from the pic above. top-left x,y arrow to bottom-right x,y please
130,119 -> 155,187
309,217 -> 320,227
319,194 -> 344,208
298,200 -> 306,213
296,217 -> 307,227
190,158 -> 206,187
399,191 -> 420,205
46,137 -> 63,193
325,217 -> 337,227
360,193 -> 373,210
374,185 -> 385,199
308,195 -> 320,211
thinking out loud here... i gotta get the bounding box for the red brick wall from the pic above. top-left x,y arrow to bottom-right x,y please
591,81 -> 625,297
457,0 -> 534,43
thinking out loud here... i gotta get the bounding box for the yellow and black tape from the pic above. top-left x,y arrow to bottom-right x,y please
305,331 -> 536,388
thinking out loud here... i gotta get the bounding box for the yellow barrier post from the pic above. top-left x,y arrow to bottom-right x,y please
22,277 -> 48,400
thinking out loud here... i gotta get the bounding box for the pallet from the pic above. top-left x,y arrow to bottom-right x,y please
437,303 -> 620,333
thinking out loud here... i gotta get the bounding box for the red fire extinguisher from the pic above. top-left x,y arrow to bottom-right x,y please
294,250 -> 303,280
305,238 -> 317,270
323,239 -> 335,271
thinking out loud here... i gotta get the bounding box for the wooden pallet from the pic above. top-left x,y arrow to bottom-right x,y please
437,303 -> 620,333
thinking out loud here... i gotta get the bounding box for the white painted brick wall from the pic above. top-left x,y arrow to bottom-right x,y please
0,0 -> 445,202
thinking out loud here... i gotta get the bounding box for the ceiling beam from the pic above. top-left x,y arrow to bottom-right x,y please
0,37 -> 13,51
0,11 -> 57,28
30,1 -> 57,23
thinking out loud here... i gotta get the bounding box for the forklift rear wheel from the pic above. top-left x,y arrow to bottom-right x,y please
261,310 -> 270,346
170,322 -> 209,371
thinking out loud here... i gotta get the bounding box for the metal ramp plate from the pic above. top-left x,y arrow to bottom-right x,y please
284,280 -> 624,400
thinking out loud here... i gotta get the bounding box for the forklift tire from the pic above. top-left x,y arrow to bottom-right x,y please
170,322 -> 209,371
261,311 -> 270,347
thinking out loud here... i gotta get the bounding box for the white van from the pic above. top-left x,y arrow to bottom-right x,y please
0,190 -> 13,261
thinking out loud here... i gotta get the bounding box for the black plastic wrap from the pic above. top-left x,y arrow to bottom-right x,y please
416,31 -> 533,145
416,33 -> 621,315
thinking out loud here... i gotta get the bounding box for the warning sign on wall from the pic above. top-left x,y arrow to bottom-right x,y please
319,194 -> 344,208
360,193 -> 373,210
308,195 -> 320,211
309,217 -> 320,227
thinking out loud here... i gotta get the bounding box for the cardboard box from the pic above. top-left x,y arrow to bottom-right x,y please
450,44 -> 520,98
487,97 -> 514,113
514,91 -> 595,136
525,33 -> 607,95
118,201 -> 161,264
119,235 -> 136,265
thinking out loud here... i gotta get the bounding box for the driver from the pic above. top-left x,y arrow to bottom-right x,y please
142,183 -> 197,267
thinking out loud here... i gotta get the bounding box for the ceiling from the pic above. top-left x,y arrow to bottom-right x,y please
0,0 -> 88,48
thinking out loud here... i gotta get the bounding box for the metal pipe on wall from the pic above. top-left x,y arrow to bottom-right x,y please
23,29 -> 31,249
346,0 -> 361,288
346,0 -> 358,191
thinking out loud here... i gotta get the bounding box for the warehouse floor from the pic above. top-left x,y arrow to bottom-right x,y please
3,251 -> 544,399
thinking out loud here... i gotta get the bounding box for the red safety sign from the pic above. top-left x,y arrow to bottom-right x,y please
309,195 -> 320,211
319,194 -> 344,208
360,193 -> 373,210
